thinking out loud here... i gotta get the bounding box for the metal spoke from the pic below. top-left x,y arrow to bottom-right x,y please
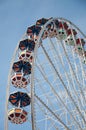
41,43 -> 86,125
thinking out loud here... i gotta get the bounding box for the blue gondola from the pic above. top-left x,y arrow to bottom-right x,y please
9,91 -> 31,107
36,18 -> 49,26
54,19 -> 59,28
12,60 -> 32,75
23,61 -> 32,75
19,39 -> 35,51
12,60 -> 23,72
27,25 -> 41,36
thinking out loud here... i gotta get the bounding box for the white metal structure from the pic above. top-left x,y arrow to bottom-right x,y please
5,17 -> 86,130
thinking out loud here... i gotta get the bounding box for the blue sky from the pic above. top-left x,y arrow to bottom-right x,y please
0,0 -> 86,129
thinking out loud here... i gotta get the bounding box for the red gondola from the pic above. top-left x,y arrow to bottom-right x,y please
58,21 -> 68,30
76,38 -> 85,46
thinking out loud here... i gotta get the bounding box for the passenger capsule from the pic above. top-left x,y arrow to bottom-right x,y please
65,29 -> 77,46
36,18 -> 49,27
22,61 -> 32,75
8,108 -> 28,124
12,60 -> 32,75
56,21 -> 68,40
45,22 -> 56,38
11,73 -> 29,88
12,60 -> 22,73
76,38 -> 85,46
74,38 -> 85,56
42,30 -> 48,40
19,39 -> 35,51
9,91 -> 31,107
27,25 -> 41,41
36,18 -> 54,39
83,51 -> 86,64
19,50 -> 33,63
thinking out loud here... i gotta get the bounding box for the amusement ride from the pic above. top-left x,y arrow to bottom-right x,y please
5,17 -> 86,130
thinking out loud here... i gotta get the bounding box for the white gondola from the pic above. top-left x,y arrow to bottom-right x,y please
11,73 -> 29,88
19,50 -> 33,63
8,108 -> 28,124
74,38 -> 85,56
56,21 -> 68,40
65,29 -> 77,46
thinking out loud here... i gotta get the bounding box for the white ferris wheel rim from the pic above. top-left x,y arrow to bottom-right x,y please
5,17 -> 86,130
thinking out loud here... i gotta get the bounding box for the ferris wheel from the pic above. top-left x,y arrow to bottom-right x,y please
5,17 -> 86,130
